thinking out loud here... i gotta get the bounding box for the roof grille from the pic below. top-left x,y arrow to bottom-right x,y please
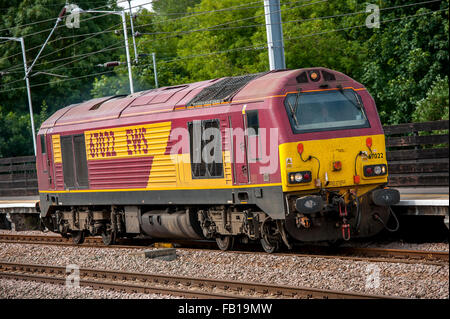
186,72 -> 268,107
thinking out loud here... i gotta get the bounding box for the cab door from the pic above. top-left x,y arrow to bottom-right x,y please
229,110 -> 249,185
36,131 -> 53,190
44,133 -> 55,190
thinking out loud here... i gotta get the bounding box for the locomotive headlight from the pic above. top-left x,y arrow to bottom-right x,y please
374,166 -> 382,175
363,164 -> 387,177
294,173 -> 303,182
288,171 -> 312,184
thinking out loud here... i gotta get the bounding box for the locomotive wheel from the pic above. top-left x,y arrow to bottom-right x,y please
72,231 -> 85,245
216,235 -> 234,251
260,237 -> 279,253
101,230 -> 116,245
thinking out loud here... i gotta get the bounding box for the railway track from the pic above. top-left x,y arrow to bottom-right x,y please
1,233 -> 448,265
0,261 -> 399,299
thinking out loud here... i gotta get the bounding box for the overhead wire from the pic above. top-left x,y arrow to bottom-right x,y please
0,0 -> 134,34
0,4 -> 447,94
0,1 -> 152,72
37,0 -> 323,73
1,0 -> 316,75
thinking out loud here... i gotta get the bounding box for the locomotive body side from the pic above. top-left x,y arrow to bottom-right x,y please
36,68 -> 399,250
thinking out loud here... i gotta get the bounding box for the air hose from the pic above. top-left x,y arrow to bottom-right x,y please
354,193 -> 361,232
373,207 -> 400,232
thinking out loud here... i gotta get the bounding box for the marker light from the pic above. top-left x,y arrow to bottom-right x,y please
366,137 -> 373,148
297,143 -> 304,155
309,71 -> 320,82
288,171 -> 312,184
363,164 -> 387,177
333,161 -> 342,171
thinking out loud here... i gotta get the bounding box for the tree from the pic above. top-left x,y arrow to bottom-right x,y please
359,2 -> 449,124
0,0 -> 122,115
413,76 -> 449,122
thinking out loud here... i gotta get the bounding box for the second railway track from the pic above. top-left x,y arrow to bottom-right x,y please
0,261 -> 400,299
0,233 -> 448,265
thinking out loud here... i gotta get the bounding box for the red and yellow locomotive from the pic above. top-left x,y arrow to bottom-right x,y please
36,68 -> 400,252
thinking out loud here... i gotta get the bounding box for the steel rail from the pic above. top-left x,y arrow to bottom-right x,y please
0,234 -> 447,264
0,261 -> 398,299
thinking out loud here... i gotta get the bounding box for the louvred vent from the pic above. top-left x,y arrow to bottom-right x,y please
296,72 -> 308,83
322,70 -> 336,81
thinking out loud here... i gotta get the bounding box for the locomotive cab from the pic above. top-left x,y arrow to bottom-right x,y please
276,68 -> 400,244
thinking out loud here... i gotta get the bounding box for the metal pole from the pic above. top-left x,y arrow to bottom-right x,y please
152,52 -> 158,88
121,11 -> 134,94
127,0 -> 138,63
20,38 -> 37,156
0,36 -> 37,155
264,0 -> 286,70
26,7 -> 66,78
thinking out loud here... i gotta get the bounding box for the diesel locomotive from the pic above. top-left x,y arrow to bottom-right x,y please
36,67 -> 400,252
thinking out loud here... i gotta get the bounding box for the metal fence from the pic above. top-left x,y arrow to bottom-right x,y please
385,120 -> 449,187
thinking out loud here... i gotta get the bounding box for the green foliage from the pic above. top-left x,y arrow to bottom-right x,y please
151,0 -> 201,16
359,3 -> 449,124
0,105 -> 32,157
413,76 -> 449,122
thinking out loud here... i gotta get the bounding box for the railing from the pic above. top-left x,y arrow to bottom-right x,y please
0,120 -> 448,196
385,120 -> 449,187
0,156 -> 38,196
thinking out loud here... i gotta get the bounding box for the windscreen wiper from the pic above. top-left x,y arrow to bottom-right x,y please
337,86 -> 362,110
287,97 -> 299,126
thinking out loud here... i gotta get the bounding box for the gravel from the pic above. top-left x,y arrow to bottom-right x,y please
0,278 -> 179,299
0,241 -> 448,299
340,240 -> 449,252
1,230 -> 447,251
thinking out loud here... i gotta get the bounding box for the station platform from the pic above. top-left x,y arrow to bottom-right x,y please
392,187 -> 449,228
0,196 -> 39,214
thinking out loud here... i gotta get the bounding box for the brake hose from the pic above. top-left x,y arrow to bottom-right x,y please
354,193 -> 361,231
373,207 -> 400,232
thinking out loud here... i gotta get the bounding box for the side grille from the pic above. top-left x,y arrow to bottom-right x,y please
186,72 -> 268,107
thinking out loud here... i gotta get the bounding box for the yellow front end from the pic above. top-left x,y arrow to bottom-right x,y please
279,134 -> 388,198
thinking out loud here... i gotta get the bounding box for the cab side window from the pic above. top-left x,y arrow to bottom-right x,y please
246,110 -> 259,136
188,119 -> 223,179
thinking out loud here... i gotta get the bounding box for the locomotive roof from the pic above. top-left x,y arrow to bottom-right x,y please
40,67 -> 360,130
